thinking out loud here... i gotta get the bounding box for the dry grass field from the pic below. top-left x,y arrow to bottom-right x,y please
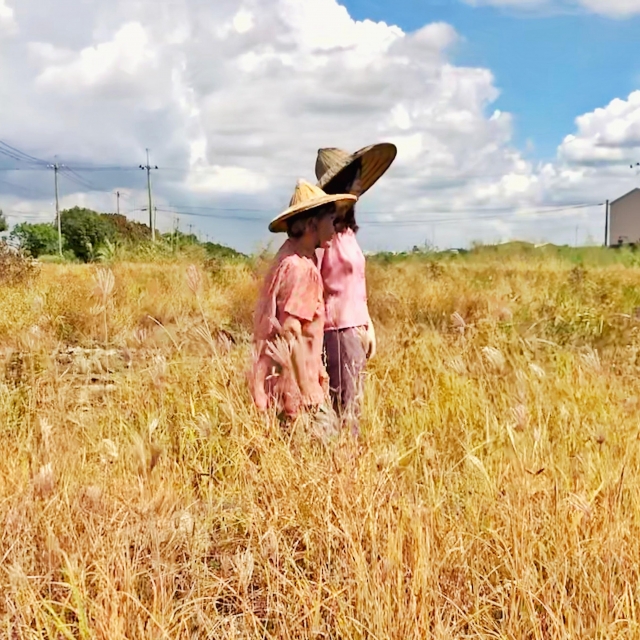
2,246 -> 640,638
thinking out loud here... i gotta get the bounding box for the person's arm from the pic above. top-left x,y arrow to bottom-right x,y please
280,315 -> 314,396
365,311 -> 376,359
251,354 -> 269,411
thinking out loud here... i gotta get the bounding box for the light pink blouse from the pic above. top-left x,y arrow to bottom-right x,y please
317,229 -> 370,331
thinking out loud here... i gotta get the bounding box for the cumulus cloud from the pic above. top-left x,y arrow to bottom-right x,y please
559,91 -> 640,164
0,0 -> 16,34
580,0 -> 640,16
464,0 -> 640,18
0,0 -> 630,250
36,23 -> 156,92
528,91 -> 640,226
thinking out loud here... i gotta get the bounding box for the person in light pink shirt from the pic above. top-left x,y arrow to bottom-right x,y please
315,144 -> 397,436
249,179 -> 357,422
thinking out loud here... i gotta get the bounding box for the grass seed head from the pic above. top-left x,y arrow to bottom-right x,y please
100,438 -> 119,464
33,463 -> 55,499
186,264 -> 202,295
482,346 -> 506,372
451,312 -> 467,334
93,267 -> 115,304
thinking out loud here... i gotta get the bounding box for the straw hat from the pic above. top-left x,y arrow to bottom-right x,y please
315,142 -> 397,196
268,179 -> 357,233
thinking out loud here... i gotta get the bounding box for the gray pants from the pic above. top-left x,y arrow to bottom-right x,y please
323,328 -> 367,437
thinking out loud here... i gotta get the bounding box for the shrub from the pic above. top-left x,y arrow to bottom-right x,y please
61,207 -> 116,262
0,241 -> 39,285
10,222 -> 59,258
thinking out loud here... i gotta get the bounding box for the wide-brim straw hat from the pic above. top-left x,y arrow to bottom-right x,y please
315,142 -> 397,196
268,179 -> 357,233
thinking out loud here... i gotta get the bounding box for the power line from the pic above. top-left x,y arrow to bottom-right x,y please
58,169 -> 93,191
152,202 -> 603,226
365,210 -> 604,228
0,141 -> 610,242
155,207 -> 266,222
5,209 -> 54,214
361,201 -> 602,219
0,178 -> 50,199
157,200 -> 602,216
363,203 -> 605,227
0,166 -> 50,171
59,166 -> 106,192
0,147 -> 31,164
162,202 -> 275,213
61,165 -> 141,172
63,166 -> 97,187
0,141 -> 49,165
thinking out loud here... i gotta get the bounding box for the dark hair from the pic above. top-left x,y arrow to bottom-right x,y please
335,205 -> 359,234
286,203 -> 336,239
324,157 -> 362,234
324,157 -> 362,195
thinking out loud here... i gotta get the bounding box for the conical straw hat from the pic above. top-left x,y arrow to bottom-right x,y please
268,179 -> 357,233
315,142 -> 397,196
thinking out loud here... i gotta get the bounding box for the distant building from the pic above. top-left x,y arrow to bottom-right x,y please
609,188 -> 640,246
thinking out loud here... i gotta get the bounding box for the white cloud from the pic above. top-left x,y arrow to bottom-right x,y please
575,0 -> 640,16
559,91 -> 640,164
0,0 -> 631,251
465,0 -> 640,17
529,91 -> 640,225
36,22 -> 156,91
186,166 -> 270,194
0,0 -> 16,34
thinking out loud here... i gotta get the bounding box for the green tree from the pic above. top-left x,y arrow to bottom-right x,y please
60,207 -> 115,262
0,210 -> 7,234
11,222 -> 59,258
202,241 -> 246,260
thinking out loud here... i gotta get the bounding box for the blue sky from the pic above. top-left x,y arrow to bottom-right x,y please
345,0 -> 640,159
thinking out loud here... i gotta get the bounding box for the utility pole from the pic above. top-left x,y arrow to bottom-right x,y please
139,149 -> 158,240
604,200 -> 609,247
116,191 -> 120,216
47,160 -> 63,257
54,164 -> 61,257
172,215 -> 179,252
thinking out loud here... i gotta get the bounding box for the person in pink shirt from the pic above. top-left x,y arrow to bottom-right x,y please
315,143 -> 397,436
250,179 -> 357,423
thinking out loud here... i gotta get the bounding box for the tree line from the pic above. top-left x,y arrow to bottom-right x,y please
6,207 -> 244,262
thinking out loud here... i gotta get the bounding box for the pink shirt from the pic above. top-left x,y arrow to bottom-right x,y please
317,229 -> 370,331
250,240 -> 328,417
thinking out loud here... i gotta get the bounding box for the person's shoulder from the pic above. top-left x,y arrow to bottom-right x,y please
279,252 -> 319,278
279,252 -> 307,268
335,228 -> 359,245
333,228 -> 363,256
343,228 -> 360,242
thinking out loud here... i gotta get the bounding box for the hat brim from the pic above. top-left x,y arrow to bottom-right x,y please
268,193 -> 357,233
317,142 -> 397,196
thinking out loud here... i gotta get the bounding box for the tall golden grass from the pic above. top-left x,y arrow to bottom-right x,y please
2,251 -> 640,638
